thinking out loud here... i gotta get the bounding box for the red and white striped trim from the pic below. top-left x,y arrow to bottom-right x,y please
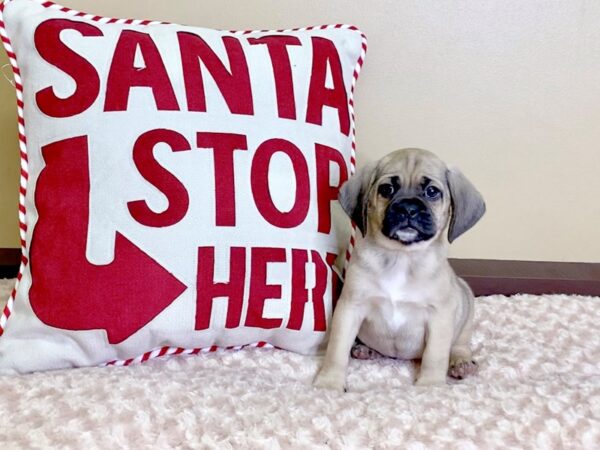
0,0 -> 367,366
103,341 -> 274,367
344,26 -> 366,274
39,0 -> 164,26
0,0 -> 29,335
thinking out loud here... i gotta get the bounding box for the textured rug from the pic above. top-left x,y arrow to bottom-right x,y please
0,278 -> 599,449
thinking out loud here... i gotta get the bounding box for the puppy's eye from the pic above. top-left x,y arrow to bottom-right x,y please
425,185 -> 441,199
378,183 -> 395,198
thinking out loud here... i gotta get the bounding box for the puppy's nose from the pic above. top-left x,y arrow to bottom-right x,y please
390,198 -> 425,219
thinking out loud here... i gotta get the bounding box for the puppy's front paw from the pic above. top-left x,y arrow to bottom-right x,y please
448,359 -> 478,379
415,372 -> 446,387
313,368 -> 346,392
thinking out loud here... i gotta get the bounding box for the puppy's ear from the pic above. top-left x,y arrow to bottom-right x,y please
446,167 -> 486,243
338,161 -> 378,236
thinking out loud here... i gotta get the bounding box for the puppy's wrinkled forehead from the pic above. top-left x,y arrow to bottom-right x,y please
377,148 -> 447,185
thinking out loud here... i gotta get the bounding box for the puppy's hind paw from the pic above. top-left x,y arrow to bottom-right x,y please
350,343 -> 381,360
448,359 -> 478,379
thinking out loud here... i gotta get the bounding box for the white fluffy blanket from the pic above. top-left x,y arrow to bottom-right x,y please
0,278 -> 599,449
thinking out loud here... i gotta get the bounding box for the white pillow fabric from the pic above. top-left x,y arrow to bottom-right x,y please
0,0 -> 366,373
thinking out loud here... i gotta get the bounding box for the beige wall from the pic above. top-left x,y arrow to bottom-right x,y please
1,0 -> 599,262
0,26 -> 19,248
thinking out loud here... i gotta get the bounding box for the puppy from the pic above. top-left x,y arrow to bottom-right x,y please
313,148 -> 485,391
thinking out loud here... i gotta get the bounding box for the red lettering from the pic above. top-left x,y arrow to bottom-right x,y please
287,249 -> 309,330
105,30 -> 179,111
326,252 -> 343,310
251,138 -> 310,228
197,132 -> 248,226
196,247 -> 246,330
287,250 -> 337,331
316,143 -> 349,233
248,35 -> 301,119
311,251 -> 339,331
178,33 -> 253,115
34,19 -> 103,117
245,247 -> 286,329
127,129 -> 191,227
30,135 -> 186,343
306,37 -> 350,136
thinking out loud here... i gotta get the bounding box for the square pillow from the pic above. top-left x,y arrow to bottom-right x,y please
0,0 -> 366,373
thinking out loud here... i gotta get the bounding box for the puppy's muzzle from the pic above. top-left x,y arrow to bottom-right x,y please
382,198 -> 436,244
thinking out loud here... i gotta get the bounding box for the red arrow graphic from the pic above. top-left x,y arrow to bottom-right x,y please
29,135 -> 187,344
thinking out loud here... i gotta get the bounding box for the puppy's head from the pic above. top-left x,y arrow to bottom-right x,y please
339,148 -> 485,250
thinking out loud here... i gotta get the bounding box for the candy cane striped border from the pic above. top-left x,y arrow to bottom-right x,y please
102,341 -> 275,367
0,0 -> 367,367
0,0 -> 29,336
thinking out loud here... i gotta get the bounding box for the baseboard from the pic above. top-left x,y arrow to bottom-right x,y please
449,259 -> 600,296
0,248 -> 20,278
0,248 -> 598,295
